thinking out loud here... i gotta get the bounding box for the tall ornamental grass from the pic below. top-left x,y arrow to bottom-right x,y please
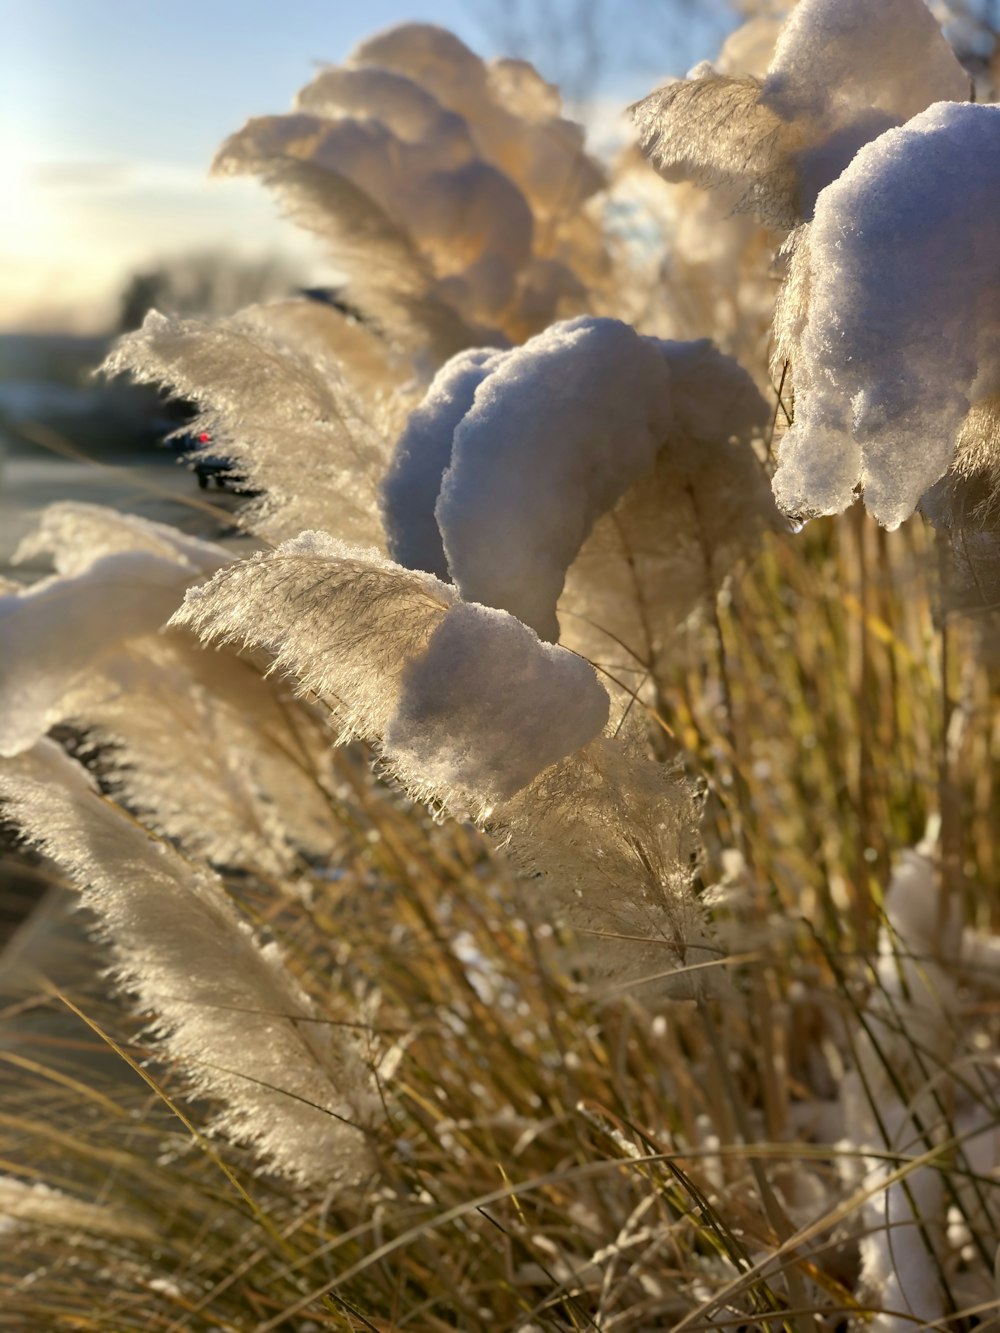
2,2 -> 1000,1327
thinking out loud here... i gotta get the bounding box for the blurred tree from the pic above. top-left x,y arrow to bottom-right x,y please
473,0 -> 734,107
118,250 -> 302,333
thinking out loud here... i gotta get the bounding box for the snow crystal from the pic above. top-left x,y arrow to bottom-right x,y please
435,317 -> 674,640
773,101 -> 1000,528
384,600 -> 609,804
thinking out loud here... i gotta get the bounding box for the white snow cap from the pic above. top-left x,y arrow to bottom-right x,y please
380,347 -> 504,579
765,0 -> 969,181
381,316 -> 675,641
773,101 -> 1000,529
384,600 -> 610,804
766,0 -> 967,119
0,550 -> 203,757
632,0 -> 967,227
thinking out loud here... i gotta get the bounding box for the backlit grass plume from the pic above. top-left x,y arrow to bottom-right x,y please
3,7 -> 1000,1330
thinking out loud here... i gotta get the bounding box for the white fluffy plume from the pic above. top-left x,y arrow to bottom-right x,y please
0,1178 -> 157,1244
0,741 -> 382,1184
213,22 -> 604,351
104,311 -> 390,544
173,533 -> 610,811
498,736 -> 710,995
0,551 -> 200,758
172,532 -> 457,741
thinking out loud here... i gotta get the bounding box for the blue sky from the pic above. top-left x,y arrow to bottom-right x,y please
1,0 -> 730,330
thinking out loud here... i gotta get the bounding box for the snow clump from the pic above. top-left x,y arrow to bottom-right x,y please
384,600 -> 611,805
631,0 -> 967,228
772,101 -> 1000,529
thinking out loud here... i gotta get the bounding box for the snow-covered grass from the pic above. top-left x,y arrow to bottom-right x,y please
2,4 -> 1000,1329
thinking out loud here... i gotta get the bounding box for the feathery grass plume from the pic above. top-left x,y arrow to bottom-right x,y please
240,295 -> 398,409
0,740 -> 381,1184
631,72 -> 802,230
0,551 -> 201,758
560,339 -> 775,687
60,630 -> 341,876
772,102 -> 1000,529
498,735 -> 710,995
172,531 -> 457,741
919,400 -> 1000,626
226,153 -> 483,364
0,1178 -> 157,1245
215,23 -> 605,353
6,504 -> 336,874
295,64 -> 478,163
347,23 -> 604,222
103,309 -> 390,544
174,532 -> 611,812
632,0 -> 966,231
216,111 -> 534,332
13,14 -> 1000,1328
0,503 -> 229,757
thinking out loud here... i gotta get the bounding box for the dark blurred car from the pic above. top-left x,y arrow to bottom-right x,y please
182,431 -> 246,492
160,409 -> 258,495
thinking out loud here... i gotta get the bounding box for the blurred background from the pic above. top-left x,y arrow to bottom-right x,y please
0,0 -> 734,503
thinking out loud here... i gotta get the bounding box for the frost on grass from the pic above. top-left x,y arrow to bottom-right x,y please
0,741 -> 381,1184
772,102 -> 1000,529
385,601 -> 610,808
631,0 -> 966,228
177,534 -> 610,811
104,311 -> 390,544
